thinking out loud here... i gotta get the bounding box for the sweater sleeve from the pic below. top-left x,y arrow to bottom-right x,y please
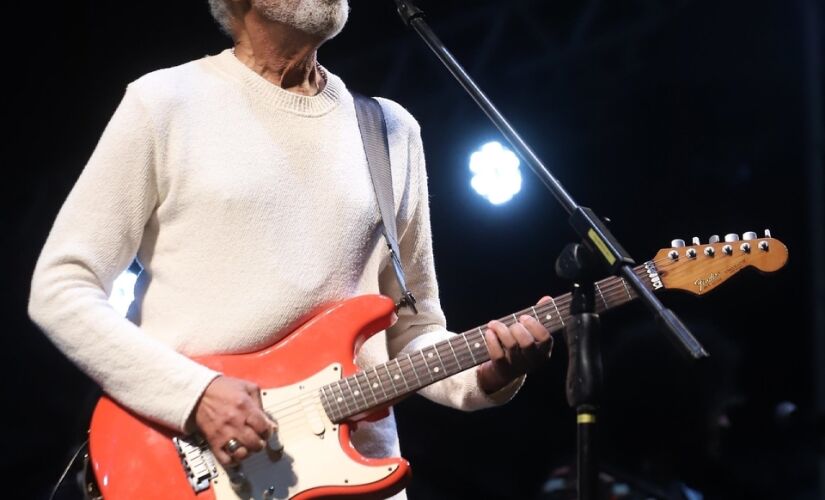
28,84 -> 220,432
379,108 -> 524,411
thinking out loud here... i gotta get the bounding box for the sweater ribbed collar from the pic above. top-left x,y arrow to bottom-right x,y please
209,48 -> 344,117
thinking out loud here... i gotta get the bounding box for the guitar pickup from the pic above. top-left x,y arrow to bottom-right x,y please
301,390 -> 327,436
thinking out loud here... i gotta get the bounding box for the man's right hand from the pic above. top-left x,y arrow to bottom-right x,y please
194,376 -> 277,465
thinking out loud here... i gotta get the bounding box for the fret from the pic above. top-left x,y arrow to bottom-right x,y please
393,358 -> 410,391
466,329 -> 488,365
358,370 -> 379,405
418,350 -> 435,382
342,376 -> 367,411
431,345 -> 447,376
321,385 -> 341,421
472,328 -> 487,355
459,334 -> 480,366
620,277 -> 633,300
511,313 -> 518,325
594,282 -> 609,310
446,337 -> 463,371
383,364 -> 400,396
353,373 -> 370,408
371,365 -> 389,400
550,297 -> 565,327
530,306 -> 541,325
330,381 -> 354,415
463,333 -> 478,364
405,353 -> 423,388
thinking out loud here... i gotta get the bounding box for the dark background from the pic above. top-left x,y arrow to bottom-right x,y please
5,1 -> 823,499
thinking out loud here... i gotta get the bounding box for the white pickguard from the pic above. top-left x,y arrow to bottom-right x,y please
209,364 -> 398,499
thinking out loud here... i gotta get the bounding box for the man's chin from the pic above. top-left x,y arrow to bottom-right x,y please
251,0 -> 350,41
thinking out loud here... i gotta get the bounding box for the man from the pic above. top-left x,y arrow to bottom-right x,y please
28,0 -> 552,495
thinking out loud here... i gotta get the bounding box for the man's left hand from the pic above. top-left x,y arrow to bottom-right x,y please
478,296 -> 554,394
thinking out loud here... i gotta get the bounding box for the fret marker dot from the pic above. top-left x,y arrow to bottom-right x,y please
372,383 -> 378,388
393,374 -> 400,380
433,367 -> 440,373
427,352 -> 434,358
353,390 -> 360,396
474,342 -> 481,348
546,314 -> 552,320
337,397 -> 343,403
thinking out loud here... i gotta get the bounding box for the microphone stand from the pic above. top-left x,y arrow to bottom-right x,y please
392,2 -> 711,499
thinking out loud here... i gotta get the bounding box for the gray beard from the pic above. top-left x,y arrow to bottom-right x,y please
251,0 -> 350,40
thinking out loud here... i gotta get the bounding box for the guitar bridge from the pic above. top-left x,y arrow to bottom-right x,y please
173,435 -> 219,494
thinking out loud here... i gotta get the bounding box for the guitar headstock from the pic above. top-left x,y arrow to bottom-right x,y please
651,230 -> 788,295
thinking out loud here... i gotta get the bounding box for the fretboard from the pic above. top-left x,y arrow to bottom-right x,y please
320,261 -> 660,422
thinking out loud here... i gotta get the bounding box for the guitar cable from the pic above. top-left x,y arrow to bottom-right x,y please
48,438 -> 89,500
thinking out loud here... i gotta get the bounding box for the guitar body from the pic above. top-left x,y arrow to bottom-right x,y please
88,295 -> 411,500
86,233 -> 789,499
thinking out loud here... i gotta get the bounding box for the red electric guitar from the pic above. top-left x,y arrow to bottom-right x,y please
86,232 -> 788,499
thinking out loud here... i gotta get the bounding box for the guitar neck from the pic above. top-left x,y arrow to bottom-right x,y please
320,261 -> 660,422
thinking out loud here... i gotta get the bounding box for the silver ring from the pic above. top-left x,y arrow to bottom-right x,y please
223,438 -> 242,454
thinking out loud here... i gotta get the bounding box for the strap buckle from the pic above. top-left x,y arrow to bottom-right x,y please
396,290 -> 418,314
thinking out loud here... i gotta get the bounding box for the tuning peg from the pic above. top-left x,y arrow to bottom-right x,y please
724,233 -> 740,242
764,229 -> 772,238
692,236 -> 701,245
671,239 -> 686,248
708,235 -> 720,244
742,231 -> 757,241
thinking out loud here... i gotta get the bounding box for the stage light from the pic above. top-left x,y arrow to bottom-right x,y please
109,269 -> 138,317
469,141 -> 522,205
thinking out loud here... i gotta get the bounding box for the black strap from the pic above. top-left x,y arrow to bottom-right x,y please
353,93 -> 417,314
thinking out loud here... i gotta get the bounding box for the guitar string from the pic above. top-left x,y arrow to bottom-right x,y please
260,247 -> 751,431
237,345 -> 492,477
239,265 -> 648,475
252,265 -> 659,431
179,250 -> 769,474
227,259 -> 739,468
229,251 -> 753,433
254,258 -> 696,429
249,262 -> 668,425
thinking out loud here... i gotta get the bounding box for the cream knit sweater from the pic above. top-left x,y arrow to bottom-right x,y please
29,49 -> 520,460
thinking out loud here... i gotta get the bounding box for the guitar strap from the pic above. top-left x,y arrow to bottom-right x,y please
353,92 -> 418,314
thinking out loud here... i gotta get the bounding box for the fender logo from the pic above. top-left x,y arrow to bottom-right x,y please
694,272 -> 721,292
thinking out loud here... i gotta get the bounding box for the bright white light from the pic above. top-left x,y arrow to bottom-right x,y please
469,141 -> 522,205
109,270 -> 138,317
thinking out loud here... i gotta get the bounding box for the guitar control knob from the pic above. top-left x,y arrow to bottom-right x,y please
764,229 -> 772,238
724,233 -> 740,242
671,239 -> 686,248
692,236 -> 701,245
708,235 -> 720,244
743,231 -> 757,240
228,467 -> 249,493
